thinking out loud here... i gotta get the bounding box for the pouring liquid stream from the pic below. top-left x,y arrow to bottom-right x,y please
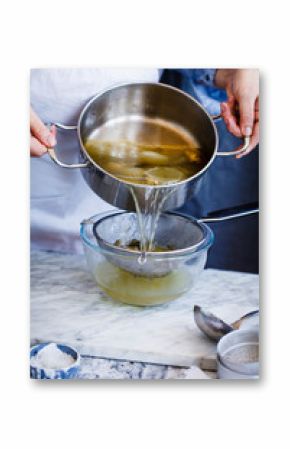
130,186 -> 177,265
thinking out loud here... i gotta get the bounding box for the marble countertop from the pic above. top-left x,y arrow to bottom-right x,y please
30,250 -> 259,379
77,356 -> 214,379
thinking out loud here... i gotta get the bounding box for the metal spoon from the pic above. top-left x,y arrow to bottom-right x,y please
193,305 -> 259,341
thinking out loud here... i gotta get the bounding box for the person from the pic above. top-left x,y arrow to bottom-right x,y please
30,68 -> 259,261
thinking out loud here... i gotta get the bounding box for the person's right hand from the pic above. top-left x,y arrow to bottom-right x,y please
215,69 -> 259,158
30,108 -> 57,157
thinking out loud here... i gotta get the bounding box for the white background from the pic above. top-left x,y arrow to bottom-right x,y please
0,1 -> 289,447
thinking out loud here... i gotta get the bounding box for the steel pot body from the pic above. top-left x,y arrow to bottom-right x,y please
48,82 -> 249,211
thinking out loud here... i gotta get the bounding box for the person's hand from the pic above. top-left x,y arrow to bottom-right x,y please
215,69 -> 259,158
30,107 -> 57,157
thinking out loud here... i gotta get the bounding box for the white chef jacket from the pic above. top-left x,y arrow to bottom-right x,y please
30,68 -> 159,253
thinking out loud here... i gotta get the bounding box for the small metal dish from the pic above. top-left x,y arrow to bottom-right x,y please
217,330 -> 259,379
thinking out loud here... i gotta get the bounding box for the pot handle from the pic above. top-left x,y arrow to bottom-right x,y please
198,202 -> 259,223
212,114 -> 250,157
47,123 -> 90,169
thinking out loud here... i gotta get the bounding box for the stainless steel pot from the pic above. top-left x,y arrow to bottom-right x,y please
48,82 -> 250,211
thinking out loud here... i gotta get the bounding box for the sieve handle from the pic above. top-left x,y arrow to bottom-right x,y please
47,123 -> 90,169
212,114 -> 250,157
198,203 -> 259,223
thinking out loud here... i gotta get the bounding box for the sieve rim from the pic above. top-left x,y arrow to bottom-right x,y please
80,211 -> 214,259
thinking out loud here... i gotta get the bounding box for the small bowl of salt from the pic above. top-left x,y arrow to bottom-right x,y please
30,342 -> 80,379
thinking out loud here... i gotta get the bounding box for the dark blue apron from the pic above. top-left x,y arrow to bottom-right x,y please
160,69 -> 259,273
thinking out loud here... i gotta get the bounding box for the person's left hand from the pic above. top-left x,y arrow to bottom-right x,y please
215,69 -> 259,158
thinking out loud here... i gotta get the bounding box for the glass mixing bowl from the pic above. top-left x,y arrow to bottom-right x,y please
80,211 -> 214,306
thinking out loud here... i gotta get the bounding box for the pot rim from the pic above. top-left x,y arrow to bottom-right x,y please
76,81 -> 219,189
80,210 -> 214,259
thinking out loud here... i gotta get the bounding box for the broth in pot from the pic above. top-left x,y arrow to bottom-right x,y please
84,116 -> 204,186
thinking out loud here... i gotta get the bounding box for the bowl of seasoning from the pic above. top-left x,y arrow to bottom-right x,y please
30,342 -> 80,379
217,330 -> 259,379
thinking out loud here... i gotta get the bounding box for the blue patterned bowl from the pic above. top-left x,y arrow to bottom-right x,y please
30,343 -> 80,379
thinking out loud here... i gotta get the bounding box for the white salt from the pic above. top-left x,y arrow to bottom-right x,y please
31,343 -> 75,369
